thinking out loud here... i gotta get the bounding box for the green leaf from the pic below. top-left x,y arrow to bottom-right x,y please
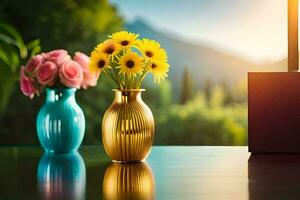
0,70 -> 17,112
10,51 -> 20,72
26,39 -> 40,50
0,22 -> 41,111
0,48 -> 11,66
29,46 -> 41,57
27,39 -> 41,57
0,45 -> 20,72
0,22 -> 27,58
0,33 -> 19,47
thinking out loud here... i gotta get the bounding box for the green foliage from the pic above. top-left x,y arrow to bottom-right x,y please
144,80 -> 172,110
154,81 -> 248,146
0,0 -> 123,53
0,22 -> 40,112
231,79 -> 248,103
180,66 -> 195,104
203,78 -> 213,102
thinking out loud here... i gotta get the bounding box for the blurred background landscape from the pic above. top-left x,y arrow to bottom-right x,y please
0,0 -> 288,145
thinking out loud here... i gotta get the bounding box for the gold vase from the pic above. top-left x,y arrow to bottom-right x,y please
102,163 -> 155,200
102,89 -> 155,163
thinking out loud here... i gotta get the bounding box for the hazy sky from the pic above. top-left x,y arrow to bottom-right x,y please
110,0 -> 287,64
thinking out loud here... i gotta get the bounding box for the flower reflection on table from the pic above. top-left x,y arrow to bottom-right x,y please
37,152 -> 86,200
103,162 -> 155,200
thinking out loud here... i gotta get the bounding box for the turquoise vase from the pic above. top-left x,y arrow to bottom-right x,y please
37,152 -> 86,199
37,88 -> 85,153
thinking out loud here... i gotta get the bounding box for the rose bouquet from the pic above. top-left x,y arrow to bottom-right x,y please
20,49 -> 97,153
20,49 -> 99,99
89,31 -> 169,89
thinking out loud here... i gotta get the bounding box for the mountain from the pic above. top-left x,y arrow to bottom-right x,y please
125,19 -> 286,90
256,59 -> 287,72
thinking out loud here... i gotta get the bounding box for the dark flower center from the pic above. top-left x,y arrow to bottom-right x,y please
97,60 -> 106,68
126,60 -> 135,68
105,46 -> 115,54
151,63 -> 157,68
146,51 -> 153,57
121,40 -> 129,46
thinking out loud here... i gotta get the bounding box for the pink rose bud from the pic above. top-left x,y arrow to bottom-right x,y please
36,61 -> 58,86
74,52 -> 89,68
26,54 -> 44,74
20,66 -> 36,99
74,52 -> 99,89
80,70 -> 100,89
45,49 -> 70,66
59,60 -> 83,88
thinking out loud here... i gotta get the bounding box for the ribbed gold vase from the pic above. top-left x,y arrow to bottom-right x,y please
103,163 -> 155,200
102,89 -> 155,163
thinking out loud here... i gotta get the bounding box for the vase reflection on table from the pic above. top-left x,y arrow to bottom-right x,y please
37,152 -> 86,200
102,162 -> 155,200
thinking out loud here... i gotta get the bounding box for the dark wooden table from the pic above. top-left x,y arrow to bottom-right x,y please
0,146 -> 299,200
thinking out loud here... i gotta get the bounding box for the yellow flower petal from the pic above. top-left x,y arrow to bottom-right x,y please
118,52 -> 143,77
136,39 -> 168,63
149,60 -> 170,83
89,51 -> 110,73
94,39 -> 121,57
111,31 -> 139,49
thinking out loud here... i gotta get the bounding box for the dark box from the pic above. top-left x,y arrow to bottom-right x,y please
248,72 -> 300,153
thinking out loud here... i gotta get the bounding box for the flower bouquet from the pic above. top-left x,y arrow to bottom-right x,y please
89,31 -> 169,88
89,31 -> 170,162
20,49 -> 98,153
20,50 -> 98,98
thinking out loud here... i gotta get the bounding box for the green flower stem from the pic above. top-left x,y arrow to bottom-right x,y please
126,74 -> 131,89
137,70 -> 150,88
111,55 -> 127,89
136,60 -> 151,88
124,74 -> 128,89
111,62 -> 121,85
103,69 -> 120,88
129,75 -> 135,89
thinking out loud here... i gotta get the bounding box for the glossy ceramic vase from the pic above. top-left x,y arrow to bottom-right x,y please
37,152 -> 86,200
103,163 -> 155,200
37,88 -> 85,153
102,89 -> 155,163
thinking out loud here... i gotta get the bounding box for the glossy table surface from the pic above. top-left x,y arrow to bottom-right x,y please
1,146 -> 300,200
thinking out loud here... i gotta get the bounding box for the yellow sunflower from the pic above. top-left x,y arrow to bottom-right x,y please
110,31 -> 139,49
149,60 -> 170,83
118,52 -> 143,77
137,39 -> 167,62
89,52 -> 110,73
94,39 -> 121,57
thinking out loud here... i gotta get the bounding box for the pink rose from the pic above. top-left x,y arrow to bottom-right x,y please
74,52 -> 99,89
26,54 -> 44,74
59,60 -> 83,88
36,61 -> 58,86
44,50 -> 70,66
20,66 -> 36,99
73,52 -> 89,68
